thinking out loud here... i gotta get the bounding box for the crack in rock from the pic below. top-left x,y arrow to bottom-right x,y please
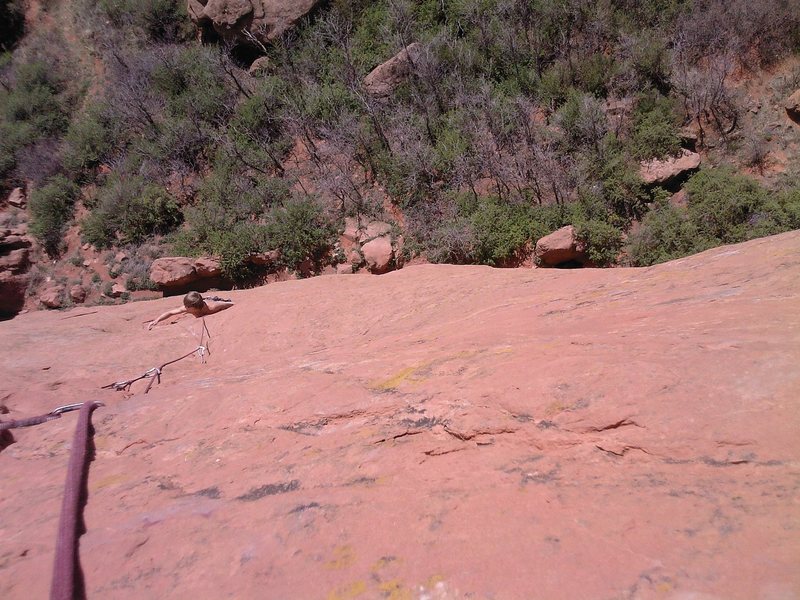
579,418 -> 643,433
442,425 -> 517,441
374,430 -> 424,444
596,444 -> 651,457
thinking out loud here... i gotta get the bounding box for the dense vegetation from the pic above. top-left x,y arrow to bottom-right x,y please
1,0 -> 799,281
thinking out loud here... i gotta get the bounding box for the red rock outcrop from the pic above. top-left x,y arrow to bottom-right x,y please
534,224 -> 587,267
149,256 -> 227,293
5,187 -> 25,209
2,232 -> 800,598
0,224 -> 33,318
188,0 -> 323,44
640,149 -> 701,186
363,43 -> 421,98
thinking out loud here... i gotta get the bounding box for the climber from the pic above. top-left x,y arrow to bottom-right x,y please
147,291 -> 233,330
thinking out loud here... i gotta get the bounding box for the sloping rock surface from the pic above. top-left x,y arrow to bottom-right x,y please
2,232 -> 800,599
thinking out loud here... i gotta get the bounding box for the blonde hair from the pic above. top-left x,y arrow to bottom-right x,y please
183,291 -> 204,309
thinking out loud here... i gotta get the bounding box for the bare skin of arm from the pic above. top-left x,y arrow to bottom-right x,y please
148,307 -> 188,330
147,300 -> 234,330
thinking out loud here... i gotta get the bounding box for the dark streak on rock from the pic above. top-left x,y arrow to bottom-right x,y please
237,480 -> 300,501
195,486 -> 221,499
289,502 -> 320,514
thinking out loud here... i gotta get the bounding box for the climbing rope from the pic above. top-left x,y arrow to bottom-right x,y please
50,401 -> 102,600
0,402 -> 104,431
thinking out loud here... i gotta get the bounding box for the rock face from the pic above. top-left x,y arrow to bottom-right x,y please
149,256 -> 229,294
640,149 -> 701,187
535,225 -> 587,267
2,232 -> 800,598
363,43 -> 421,97
0,225 -> 33,318
188,0 -> 323,44
5,188 -> 25,209
786,89 -> 800,124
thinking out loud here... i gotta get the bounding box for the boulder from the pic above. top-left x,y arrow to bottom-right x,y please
149,256 -> 226,291
535,225 -> 587,267
39,285 -> 64,309
363,43 -> 421,98
5,187 -> 25,209
69,285 -> 87,304
639,149 -> 701,187
115,251 -> 129,263
189,0 -> 323,45
109,283 -> 127,298
786,89 -> 800,124
362,235 -> 394,274
194,257 -> 222,278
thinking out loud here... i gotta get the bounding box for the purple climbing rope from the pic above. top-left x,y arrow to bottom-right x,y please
50,401 -> 102,600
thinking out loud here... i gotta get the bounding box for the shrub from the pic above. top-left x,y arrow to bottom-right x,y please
29,176 -> 81,256
556,92 -> 608,152
62,108 -> 112,181
628,171 -> 800,266
630,93 -> 681,160
0,59 -> 68,181
207,222 -> 270,281
574,54 -> 616,97
627,202 -> 713,266
470,198 -> 534,266
575,219 -> 623,266
82,176 -> 182,247
684,167 -> 768,243
266,196 -> 338,272
98,0 -> 193,42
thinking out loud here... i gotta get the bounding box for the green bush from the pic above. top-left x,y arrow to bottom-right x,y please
62,108 -> 111,180
627,202 -> 713,266
470,198 -> 534,266
630,93 -> 681,160
29,176 -> 81,256
266,196 -> 338,272
684,167 -> 769,243
574,54 -> 616,97
0,59 -> 68,180
576,219 -> 623,265
82,176 -> 182,247
628,170 -> 800,266
207,222 -> 271,281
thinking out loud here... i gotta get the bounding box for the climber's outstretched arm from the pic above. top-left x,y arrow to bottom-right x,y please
148,307 -> 187,330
